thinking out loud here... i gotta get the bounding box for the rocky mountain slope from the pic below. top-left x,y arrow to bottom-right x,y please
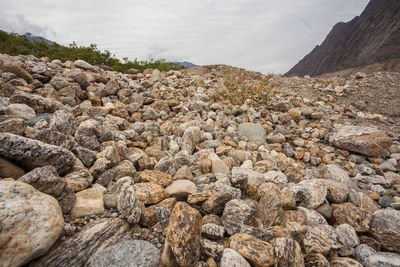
1,53 -> 400,267
286,0 -> 400,77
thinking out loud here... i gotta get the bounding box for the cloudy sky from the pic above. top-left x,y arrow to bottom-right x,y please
0,0 -> 369,74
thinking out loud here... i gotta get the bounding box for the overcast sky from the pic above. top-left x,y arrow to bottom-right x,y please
0,0 -> 369,74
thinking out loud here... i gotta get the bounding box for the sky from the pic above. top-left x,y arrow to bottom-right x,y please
0,0 -> 369,74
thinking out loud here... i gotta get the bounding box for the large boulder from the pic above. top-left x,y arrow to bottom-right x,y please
0,180 -> 64,267
0,133 -> 76,174
327,125 -> 392,157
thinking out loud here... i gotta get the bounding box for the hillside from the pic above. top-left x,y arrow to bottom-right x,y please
286,0 -> 400,77
1,51 -> 400,266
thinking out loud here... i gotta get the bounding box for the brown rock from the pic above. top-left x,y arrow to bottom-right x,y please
1,61 -> 33,83
330,257 -> 363,267
302,225 -> 341,256
271,236 -> 304,266
166,202 -> 202,267
133,182 -> 169,204
331,203 -> 372,232
139,169 -> 173,187
257,183 -> 284,227
304,253 -> 330,267
0,157 -> 25,178
229,233 -> 275,267
202,192 -> 233,214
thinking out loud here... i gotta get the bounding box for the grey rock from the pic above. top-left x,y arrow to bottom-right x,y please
355,244 -> 376,266
3,103 -> 36,120
49,110 -> 77,135
238,122 -> 266,144
117,185 -> 143,224
154,156 -> 176,176
221,199 -> 256,235
289,179 -> 327,209
202,223 -> 225,240
34,129 -> 77,150
366,252 -> 400,267
91,240 -> 160,267
371,209 -> 400,232
263,170 -> 288,187
72,146 -> 97,167
74,59 -> 93,70
336,224 -> 360,248
0,133 -> 76,175
220,248 -> 251,267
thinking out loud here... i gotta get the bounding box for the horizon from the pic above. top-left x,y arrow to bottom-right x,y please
0,0 -> 369,74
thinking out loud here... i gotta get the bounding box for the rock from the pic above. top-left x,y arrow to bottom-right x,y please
257,182 -> 284,227
355,244 -> 376,266
74,59 -> 93,70
49,110 -> 77,135
327,125 -> 392,157
302,225 -> 341,255
166,202 -> 202,267
0,157 -> 25,178
57,186 -> 76,214
3,103 -> 36,119
202,192 -> 233,214
238,123 -> 266,145
200,238 -> 224,261
365,252 -> 400,267
117,184 -> 144,224
10,90 -> 64,114
331,203 -> 372,233
18,165 -> 65,197
369,209 -> 400,253
166,180 -> 197,199
304,253 -> 330,266
154,156 -> 176,176
0,180 -> 64,267
64,170 -> 93,192
349,192 -> 379,212
34,129 -> 77,150
139,169 -> 173,187
289,179 -> 327,209
229,233 -> 275,267
0,133 -> 76,175
212,158 -> 230,175
271,236 -> 304,266
324,179 -> 349,203
29,218 -> 129,267
222,199 -> 256,235
220,248 -> 251,267
1,61 -> 33,83
202,223 -> 225,240
90,240 -> 160,267
70,188 -> 105,218
322,164 -> 353,188
263,171 -> 287,187
330,257 -> 362,267
378,197 -> 395,208
336,224 -> 359,248
72,146 -> 96,167
133,182 -> 169,204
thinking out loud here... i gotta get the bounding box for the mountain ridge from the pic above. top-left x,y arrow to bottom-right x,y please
286,0 -> 400,77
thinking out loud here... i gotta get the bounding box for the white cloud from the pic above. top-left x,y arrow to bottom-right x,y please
0,0 -> 369,73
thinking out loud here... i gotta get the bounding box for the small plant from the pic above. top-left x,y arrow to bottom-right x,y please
221,71 -> 272,106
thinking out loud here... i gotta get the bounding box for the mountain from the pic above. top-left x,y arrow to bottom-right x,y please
285,0 -> 400,77
175,61 -> 198,68
23,32 -> 53,45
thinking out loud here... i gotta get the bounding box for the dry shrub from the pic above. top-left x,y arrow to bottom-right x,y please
221,71 -> 273,106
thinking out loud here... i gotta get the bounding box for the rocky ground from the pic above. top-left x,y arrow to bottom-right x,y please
0,53 -> 400,267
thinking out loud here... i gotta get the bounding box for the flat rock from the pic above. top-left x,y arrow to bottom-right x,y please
166,202 -> 202,267
0,180 -> 64,267
91,240 -> 160,267
327,125 -> 392,157
238,123 -> 266,145
117,184 -> 143,224
166,179 -> 197,198
3,103 -> 36,120
139,169 -> 173,187
70,188 -> 104,218
0,133 -> 76,175
212,158 -> 230,175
